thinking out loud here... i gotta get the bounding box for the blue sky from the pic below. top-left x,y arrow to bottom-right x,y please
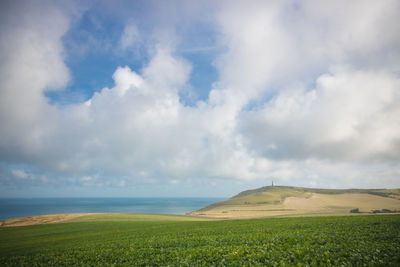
49,2 -> 219,105
1,0 -> 400,197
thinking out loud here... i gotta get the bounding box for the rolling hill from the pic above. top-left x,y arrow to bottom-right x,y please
189,186 -> 400,218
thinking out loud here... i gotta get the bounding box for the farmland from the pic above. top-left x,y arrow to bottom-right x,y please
1,214 -> 399,266
190,186 -> 400,218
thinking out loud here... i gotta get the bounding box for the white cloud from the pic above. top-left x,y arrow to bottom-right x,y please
0,0 -> 400,192
112,66 -> 144,96
0,0 -> 70,163
239,66 -> 400,162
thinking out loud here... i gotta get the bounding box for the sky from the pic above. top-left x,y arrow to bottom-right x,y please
0,0 -> 400,198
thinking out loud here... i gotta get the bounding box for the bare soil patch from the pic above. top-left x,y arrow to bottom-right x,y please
283,195 -> 326,211
0,213 -> 101,228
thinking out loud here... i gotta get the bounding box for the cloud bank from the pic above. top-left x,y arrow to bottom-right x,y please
0,0 -> 400,193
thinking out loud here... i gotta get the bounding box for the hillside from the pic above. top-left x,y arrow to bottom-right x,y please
189,186 -> 400,218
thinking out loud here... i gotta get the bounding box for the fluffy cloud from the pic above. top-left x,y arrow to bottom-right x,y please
0,0 -> 399,191
0,0 -> 70,163
240,67 -> 400,161
52,46 -> 270,182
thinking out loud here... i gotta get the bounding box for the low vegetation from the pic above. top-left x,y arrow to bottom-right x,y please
0,214 -> 399,266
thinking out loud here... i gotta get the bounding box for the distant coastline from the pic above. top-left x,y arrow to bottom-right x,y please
0,197 -> 226,221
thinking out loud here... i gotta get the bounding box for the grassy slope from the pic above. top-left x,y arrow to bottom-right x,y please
0,215 -> 399,266
190,186 -> 400,218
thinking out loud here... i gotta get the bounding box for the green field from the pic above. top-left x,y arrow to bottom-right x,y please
1,214 -> 399,266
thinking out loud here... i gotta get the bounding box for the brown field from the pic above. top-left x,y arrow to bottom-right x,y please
0,213 -> 98,227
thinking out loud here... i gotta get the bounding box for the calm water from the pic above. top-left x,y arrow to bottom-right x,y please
0,198 -> 225,221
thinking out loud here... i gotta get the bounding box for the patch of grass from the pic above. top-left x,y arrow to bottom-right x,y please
69,213 -> 213,223
0,215 -> 399,266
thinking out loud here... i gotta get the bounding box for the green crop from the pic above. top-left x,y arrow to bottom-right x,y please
0,215 -> 399,266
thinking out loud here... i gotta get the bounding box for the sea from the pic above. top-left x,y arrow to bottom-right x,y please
0,198 -> 225,221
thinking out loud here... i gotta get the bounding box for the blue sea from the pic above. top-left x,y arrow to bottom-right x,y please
0,198 -> 225,221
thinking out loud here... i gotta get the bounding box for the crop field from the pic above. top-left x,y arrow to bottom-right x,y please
0,214 -> 399,266
190,186 -> 400,218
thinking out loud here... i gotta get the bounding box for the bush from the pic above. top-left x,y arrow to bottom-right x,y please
350,208 -> 359,213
